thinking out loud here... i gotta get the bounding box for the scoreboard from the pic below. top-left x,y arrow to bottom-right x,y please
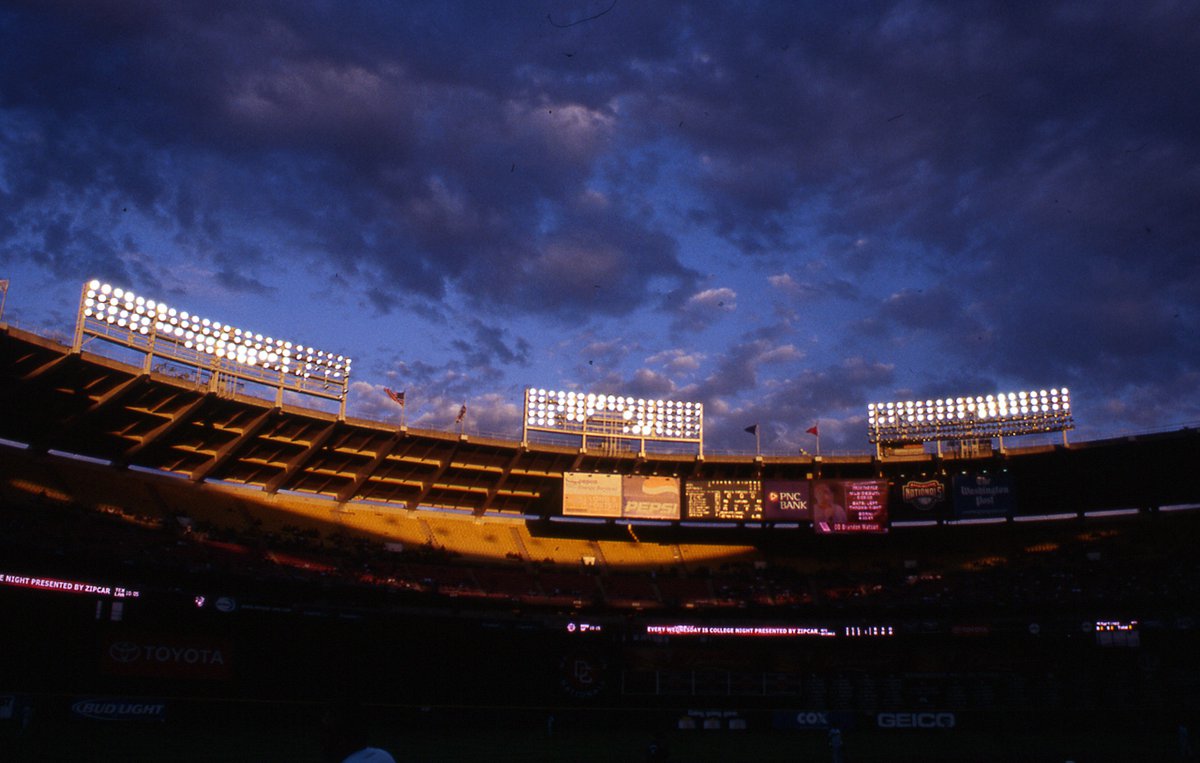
564,474 -> 889,529
684,479 -> 763,521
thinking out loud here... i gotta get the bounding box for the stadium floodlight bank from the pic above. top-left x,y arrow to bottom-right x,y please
73,280 -> 352,416
523,387 -> 704,456
867,388 -> 1073,450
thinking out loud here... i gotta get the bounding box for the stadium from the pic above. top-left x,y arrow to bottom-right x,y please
2,281 -> 1200,761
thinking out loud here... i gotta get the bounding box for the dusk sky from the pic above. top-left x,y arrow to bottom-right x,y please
1,1 -> 1197,454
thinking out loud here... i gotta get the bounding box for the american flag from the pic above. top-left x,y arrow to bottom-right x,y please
384,387 -> 405,408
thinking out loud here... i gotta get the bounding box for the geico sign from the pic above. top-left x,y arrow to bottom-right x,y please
877,712 -> 956,729
108,641 -> 226,665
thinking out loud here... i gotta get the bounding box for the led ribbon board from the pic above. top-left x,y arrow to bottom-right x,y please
867,388 -> 1072,444
523,387 -> 703,452
76,280 -> 351,407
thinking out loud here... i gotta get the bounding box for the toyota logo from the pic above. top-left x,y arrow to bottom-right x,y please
108,641 -> 141,663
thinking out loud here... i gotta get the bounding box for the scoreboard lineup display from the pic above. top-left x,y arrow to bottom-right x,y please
684,480 -> 763,521
564,473 -> 889,531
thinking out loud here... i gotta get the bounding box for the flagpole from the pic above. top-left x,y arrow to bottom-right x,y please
385,388 -> 407,429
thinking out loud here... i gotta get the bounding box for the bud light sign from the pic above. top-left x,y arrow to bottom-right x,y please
70,698 -> 167,722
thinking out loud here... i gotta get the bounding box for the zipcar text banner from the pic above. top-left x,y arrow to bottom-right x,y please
621,476 -> 681,520
563,472 -> 622,517
813,479 -> 889,534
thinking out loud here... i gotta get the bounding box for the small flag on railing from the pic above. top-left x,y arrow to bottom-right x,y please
456,404 -> 467,423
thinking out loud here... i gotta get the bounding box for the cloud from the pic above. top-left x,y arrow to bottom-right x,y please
706,356 -> 896,452
692,337 -> 804,399
450,318 -> 531,369
646,348 -> 705,374
2,1 -> 1199,452
672,286 -> 736,333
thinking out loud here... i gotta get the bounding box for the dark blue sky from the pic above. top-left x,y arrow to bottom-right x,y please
2,1 -> 1197,453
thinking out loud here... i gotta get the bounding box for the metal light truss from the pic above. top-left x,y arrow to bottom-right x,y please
867,388 -> 1073,445
522,387 -> 704,455
73,280 -> 352,415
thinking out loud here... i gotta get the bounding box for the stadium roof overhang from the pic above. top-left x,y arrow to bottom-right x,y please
0,325 -> 859,516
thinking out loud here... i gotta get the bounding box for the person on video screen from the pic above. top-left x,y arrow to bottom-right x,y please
812,482 -> 847,532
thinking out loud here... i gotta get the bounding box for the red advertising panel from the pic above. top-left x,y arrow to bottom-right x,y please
621,476 -> 680,520
563,472 -> 622,517
684,480 -> 763,521
812,479 -> 888,534
762,480 -> 811,521
1,571 -> 140,599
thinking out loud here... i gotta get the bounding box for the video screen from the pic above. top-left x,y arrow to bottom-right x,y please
811,479 -> 888,534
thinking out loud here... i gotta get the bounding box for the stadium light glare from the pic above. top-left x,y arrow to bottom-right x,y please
523,386 -> 704,453
74,280 -> 352,412
868,386 -> 1073,445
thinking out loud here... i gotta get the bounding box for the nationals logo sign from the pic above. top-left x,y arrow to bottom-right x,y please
901,480 -> 945,510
